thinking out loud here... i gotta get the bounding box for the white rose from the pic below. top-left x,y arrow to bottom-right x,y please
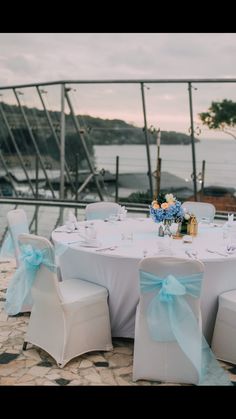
184,213 -> 190,220
165,193 -> 175,203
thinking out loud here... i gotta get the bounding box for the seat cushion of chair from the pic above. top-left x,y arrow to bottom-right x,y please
219,290 -> 236,312
59,278 -> 108,303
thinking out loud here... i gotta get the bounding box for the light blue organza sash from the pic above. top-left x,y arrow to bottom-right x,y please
0,231 -> 15,258
140,270 -> 232,386
5,244 -> 56,316
0,222 -> 29,259
54,241 -> 72,258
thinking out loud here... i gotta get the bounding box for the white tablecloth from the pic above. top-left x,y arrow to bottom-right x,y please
52,218 -> 236,343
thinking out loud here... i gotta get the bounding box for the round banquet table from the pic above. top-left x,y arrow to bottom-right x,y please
52,218 -> 236,344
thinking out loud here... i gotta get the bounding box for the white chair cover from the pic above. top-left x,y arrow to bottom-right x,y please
85,202 -> 121,220
5,208 -> 32,313
7,208 -> 29,267
133,257 -> 204,384
211,289 -> 236,364
19,233 -> 113,367
181,201 -> 216,222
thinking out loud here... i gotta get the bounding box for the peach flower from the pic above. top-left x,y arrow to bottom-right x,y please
161,202 -> 169,209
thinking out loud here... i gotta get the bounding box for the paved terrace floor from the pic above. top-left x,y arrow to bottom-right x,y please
0,259 -> 236,387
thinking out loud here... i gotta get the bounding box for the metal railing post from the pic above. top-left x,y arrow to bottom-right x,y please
156,157 -> 162,199
0,150 -> 18,197
201,159 -> 206,198
36,86 -> 76,194
0,101 -> 35,196
59,84 -> 66,225
35,155 -> 39,199
75,153 -> 79,218
60,84 -> 65,200
115,155 -> 119,203
188,82 -> 198,201
13,89 -> 56,198
140,82 -> 153,199
64,88 -> 104,200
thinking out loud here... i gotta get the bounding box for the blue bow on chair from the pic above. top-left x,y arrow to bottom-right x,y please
5,244 -> 56,316
140,270 -> 232,386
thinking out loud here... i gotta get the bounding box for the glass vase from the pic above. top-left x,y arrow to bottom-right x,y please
163,219 -> 173,236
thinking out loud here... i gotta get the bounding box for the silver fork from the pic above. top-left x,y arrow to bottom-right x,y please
206,249 -> 228,257
190,250 -> 198,259
185,250 -> 198,259
95,246 -> 118,252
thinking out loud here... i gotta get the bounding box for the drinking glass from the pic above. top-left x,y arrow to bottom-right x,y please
169,222 -> 179,236
158,236 -> 172,255
121,232 -> 133,244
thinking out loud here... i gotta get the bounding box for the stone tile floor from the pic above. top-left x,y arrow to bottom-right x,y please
1,259 -> 236,387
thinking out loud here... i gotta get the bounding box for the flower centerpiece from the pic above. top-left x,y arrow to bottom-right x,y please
150,193 -> 184,224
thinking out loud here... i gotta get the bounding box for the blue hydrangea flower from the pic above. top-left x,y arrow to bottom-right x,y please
150,198 -> 184,223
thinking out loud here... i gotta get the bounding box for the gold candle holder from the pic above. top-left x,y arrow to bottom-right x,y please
187,215 -> 198,236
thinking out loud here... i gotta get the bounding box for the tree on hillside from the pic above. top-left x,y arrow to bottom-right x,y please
199,99 -> 236,140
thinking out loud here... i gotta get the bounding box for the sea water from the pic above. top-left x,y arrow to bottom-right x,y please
94,138 -> 236,189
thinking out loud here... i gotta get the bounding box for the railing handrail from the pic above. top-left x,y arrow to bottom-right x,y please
0,197 -> 232,219
1,78 -> 236,90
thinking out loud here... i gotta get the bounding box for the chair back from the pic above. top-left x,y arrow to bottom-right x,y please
182,201 -> 216,222
7,209 -> 29,267
18,233 -> 62,304
139,256 -> 204,319
85,202 -> 121,220
133,256 -> 205,384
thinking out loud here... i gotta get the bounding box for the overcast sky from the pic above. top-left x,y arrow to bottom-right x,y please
0,33 -> 236,137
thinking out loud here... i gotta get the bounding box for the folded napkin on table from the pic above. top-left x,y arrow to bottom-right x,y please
64,222 -> 76,232
65,211 -> 79,232
117,206 -> 127,220
54,226 -> 71,233
227,213 -> 234,226
224,214 -> 235,227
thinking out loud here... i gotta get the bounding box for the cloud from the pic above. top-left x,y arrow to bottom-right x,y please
5,54 -> 41,75
0,33 -> 236,134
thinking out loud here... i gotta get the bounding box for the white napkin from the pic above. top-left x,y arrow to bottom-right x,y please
65,221 -> 76,232
77,224 -> 103,247
227,213 -> 234,226
65,211 -> 78,232
77,238 -> 101,248
117,206 -> 127,220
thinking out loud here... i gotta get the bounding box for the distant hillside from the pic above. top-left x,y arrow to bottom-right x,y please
80,116 -> 197,145
0,101 -> 198,146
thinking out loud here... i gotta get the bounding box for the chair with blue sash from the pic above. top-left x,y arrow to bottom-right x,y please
5,208 -> 29,267
85,202 -> 121,221
4,209 -> 32,314
133,257 -> 231,385
211,289 -> 236,364
16,233 -> 113,367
